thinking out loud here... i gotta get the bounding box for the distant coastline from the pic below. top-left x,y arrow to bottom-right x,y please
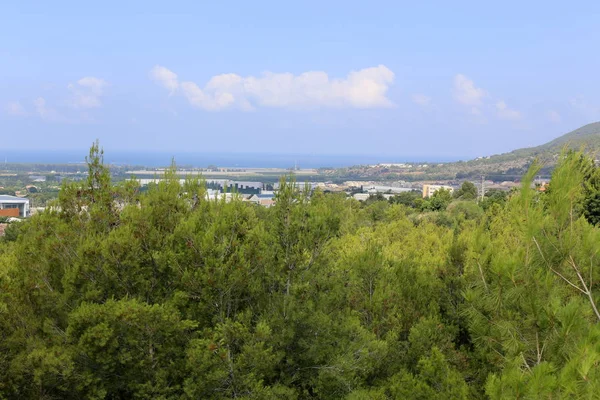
0,150 -> 466,169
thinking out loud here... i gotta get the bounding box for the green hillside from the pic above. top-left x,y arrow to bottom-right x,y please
493,121 -> 600,161
540,121 -> 600,150
449,121 -> 600,179
323,122 -> 600,182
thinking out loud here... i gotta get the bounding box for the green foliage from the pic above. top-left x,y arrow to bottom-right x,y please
455,181 -> 478,200
1,221 -> 24,242
447,201 -> 484,221
3,143 -> 600,398
0,189 -> 16,196
388,190 -> 422,208
68,299 -> 196,398
583,191 -> 600,225
424,188 -> 453,212
480,189 -> 508,211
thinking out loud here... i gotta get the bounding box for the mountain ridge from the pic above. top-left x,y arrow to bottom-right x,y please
485,121 -> 600,162
322,122 -> 600,181
451,121 -> 600,178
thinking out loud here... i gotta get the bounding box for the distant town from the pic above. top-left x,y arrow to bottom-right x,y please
1,158 -> 546,236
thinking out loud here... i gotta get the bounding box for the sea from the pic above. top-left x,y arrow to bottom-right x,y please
0,150 -> 464,169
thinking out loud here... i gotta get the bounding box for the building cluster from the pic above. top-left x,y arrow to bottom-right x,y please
368,163 -> 430,169
133,177 -> 523,207
0,176 -> 524,238
0,195 -> 30,218
204,189 -> 277,207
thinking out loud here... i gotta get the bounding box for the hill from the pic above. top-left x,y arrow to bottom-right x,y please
321,122 -> 600,182
478,121 -> 600,164
454,121 -> 600,179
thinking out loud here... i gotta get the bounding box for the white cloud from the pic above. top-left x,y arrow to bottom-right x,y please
150,66 -> 179,93
6,78 -> 106,124
496,100 -> 522,120
453,74 -> 486,107
68,76 -> 108,109
34,97 -> 67,122
5,101 -> 27,116
150,65 -> 395,111
34,97 -> 50,118
452,74 -> 524,122
77,77 -> 107,95
412,94 -> 431,106
547,110 -> 561,123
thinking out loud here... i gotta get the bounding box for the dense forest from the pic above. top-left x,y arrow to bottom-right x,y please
2,143 -> 600,399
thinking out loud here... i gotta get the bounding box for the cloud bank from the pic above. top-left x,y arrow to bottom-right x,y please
68,77 -> 108,109
5,101 -> 27,116
33,97 -> 67,122
4,76 -> 108,123
453,74 -> 485,108
150,65 -> 395,111
453,74 -> 523,121
496,100 -> 522,120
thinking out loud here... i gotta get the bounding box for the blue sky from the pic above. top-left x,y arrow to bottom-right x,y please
1,1 -> 600,160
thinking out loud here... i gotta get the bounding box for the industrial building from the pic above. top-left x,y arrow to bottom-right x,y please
0,195 -> 30,218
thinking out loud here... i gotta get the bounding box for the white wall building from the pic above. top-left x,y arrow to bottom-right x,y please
0,195 -> 30,218
422,185 -> 454,198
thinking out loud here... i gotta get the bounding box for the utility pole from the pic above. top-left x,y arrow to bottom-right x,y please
481,175 -> 485,201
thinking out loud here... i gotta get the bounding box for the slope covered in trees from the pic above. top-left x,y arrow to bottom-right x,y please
321,121 -> 600,181
2,144 -> 600,398
442,121 -> 600,179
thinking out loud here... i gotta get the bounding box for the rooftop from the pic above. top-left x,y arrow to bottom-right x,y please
0,195 -> 29,203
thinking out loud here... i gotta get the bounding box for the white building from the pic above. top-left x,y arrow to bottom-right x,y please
0,195 -> 30,218
247,191 -> 276,207
422,185 -> 454,198
353,193 -> 371,201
